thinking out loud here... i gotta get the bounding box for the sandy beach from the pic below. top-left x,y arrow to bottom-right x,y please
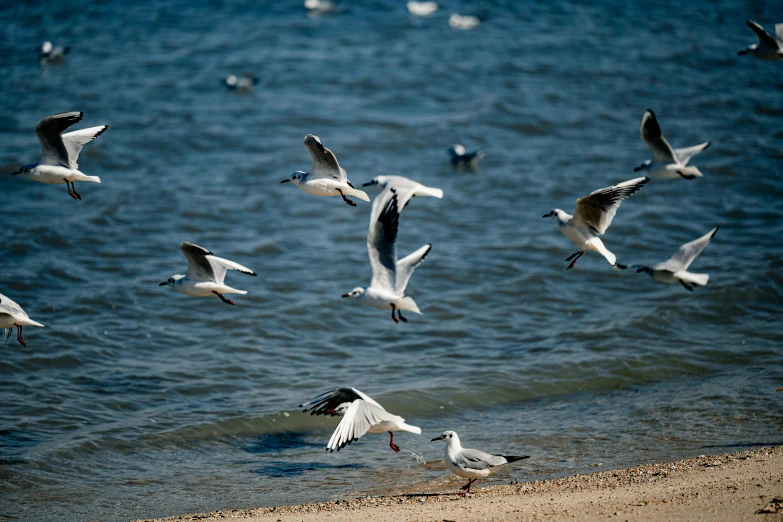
136,445 -> 783,522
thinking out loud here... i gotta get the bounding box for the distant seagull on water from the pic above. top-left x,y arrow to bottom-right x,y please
0,293 -> 44,348
448,143 -> 484,167
12,112 -> 108,200
449,13 -> 480,30
634,110 -> 709,180
40,41 -> 69,63
631,226 -> 719,292
160,243 -> 256,305
223,74 -> 259,91
342,187 -> 431,323
407,1 -> 438,16
301,387 -> 421,452
738,20 -> 783,60
543,177 -> 649,270
305,0 -> 336,14
281,134 -> 369,206
432,431 -> 529,494
362,175 -> 444,209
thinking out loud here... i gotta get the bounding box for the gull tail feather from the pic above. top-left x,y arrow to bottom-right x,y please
400,423 -> 422,435
344,187 -> 370,202
503,455 -> 531,464
676,271 -> 709,287
73,175 -> 101,183
418,186 -> 444,199
399,296 -> 422,315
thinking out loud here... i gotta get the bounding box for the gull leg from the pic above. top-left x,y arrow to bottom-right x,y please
460,478 -> 475,494
70,182 -> 82,200
567,251 -> 584,270
65,180 -> 79,200
16,325 -> 26,348
213,291 -> 236,305
388,432 -> 400,452
564,251 -> 581,262
677,171 -> 697,180
391,304 -> 399,324
397,309 -> 408,323
679,280 -> 694,292
337,189 -> 357,207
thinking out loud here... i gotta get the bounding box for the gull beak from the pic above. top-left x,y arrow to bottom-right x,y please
361,181 -> 374,187
280,179 -> 291,183
159,282 -> 168,286
542,212 -> 552,218
341,293 -> 351,298
633,166 -> 641,172
431,435 -> 443,442
11,169 -> 20,175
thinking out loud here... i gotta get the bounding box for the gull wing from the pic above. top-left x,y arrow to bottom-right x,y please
179,242 -> 217,281
301,387 -> 381,416
658,226 -> 719,272
395,244 -> 432,295
0,293 -> 28,320
674,142 -> 710,166
367,188 -> 400,292
775,24 -> 783,44
36,112 -> 83,167
205,256 -> 256,284
61,125 -> 109,169
454,448 -> 507,471
303,134 -> 348,182
747,20 -> 781,49
326,400 -> 398,452
640,110 -> 677,164
573,177 -> 649,235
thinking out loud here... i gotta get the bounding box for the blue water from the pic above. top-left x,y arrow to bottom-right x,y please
1,1 -> 782,521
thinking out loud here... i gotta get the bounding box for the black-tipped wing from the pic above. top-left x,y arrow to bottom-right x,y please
304,134 -> 348,182
36,112 -> 83,167
658,226 -> 719,272
747,20 -> 781,49
61,125 -> 109,169
367,188 -> 399,292
574,177 -> 649,235
300,387 -> 379,416
179,242 -> 216,281
326,400 -> 399,452
640,110 -> 677,164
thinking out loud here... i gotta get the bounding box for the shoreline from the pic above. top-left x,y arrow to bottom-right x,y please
135,445 -> 783,521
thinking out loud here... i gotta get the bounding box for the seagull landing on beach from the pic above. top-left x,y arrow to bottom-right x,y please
432,431 -> 529,495
362,175 -> 443,209
342,188 -> 431,323
12,112 -> 108,200
448,143 -> 484,167
0,293 -> 44,348
281,135 -> 369,206
543,177 -> 649,270
223,74 -> 259,91
160,243 -> 256,305
40,41 -> 70,63
631,226 -> 719,292
634,110 -> 709,180
738,20 -> 783,60
301,387 -> 421,453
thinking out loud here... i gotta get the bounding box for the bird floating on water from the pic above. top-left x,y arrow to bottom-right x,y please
12,112 -> 108,200
223,74 -> 259,91
738,20 -> 783,60
448,143 -> 484,167
40,41 -> 69,64
407,1 -> 438,17
0,293 -> 44,348
635,110 -> 709,180
449,13 -> 480,30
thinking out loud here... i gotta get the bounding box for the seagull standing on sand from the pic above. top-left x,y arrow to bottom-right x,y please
543,177 -> 649,270
281,135 -> 369,207
448,143 -> 484,167
40,41 -> 69,63
160,243 -> 256,305
632,226 -> 719,292
738,20 -> 783,60
362,175 -> 443,209
301,387 -> 421,452
0,293 -> 44,348
431,431 -> 529,494
634,110 -> 709,180
12,112 -> 108,200
342,188 -> 431,323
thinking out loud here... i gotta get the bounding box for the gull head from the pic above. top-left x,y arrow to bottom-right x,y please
224,74 -> 238,87
431,430 -> 460,446
327,402 -> 352,416
42,41 -> 53,54
543,209 -> 568,224
159,274 -> 185,288
11,164 -> 34,176
449,143 -> 466,157
341,287 -> 365,299
737,43 -> 757,56
281,171 -> 306,185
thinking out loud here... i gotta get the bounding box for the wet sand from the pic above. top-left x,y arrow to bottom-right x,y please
136,445 -> 783,522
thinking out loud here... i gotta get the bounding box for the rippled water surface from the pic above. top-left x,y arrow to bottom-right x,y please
1,1 -> 783,521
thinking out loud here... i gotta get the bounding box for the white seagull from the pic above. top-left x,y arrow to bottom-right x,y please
407,1 -> 438,16
362,175 -> 444,209
448,143 -> 484,167
40,41 -> 70,63
223,74 -> 259,91
281,135 -> 369,206
738,20 -> 783,60
634,110 -> 709,180
449,13 -> 480,30
633,226 -> 719,292
342,187 -> 431,323
301,387 -> 422,452
160,243 -> 256,305
431,431 -> 529,494
0,293 -> 44,348
12,112 -> 108,200
543,177 -> 649,270
305,0 -> 336,14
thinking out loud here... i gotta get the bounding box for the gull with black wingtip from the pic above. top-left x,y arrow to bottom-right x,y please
362,175 -> 443,210
634,110 -> 709,180
738,20 -> 783,60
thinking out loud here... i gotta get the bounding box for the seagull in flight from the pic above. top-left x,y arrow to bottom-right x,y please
543,177 -> 649,270
634,110 -> 709,180
431,431 -> 529,494
12,112 -> 108,200
738,20 -> 783,60
632,226 -> 719,292
301,387 -> 421,452
362,175 -> 444,209
160,243 -> 257,305
342,187 -> 432,323
0,293 -> 44,348
448,143 -> 484,167
281,135 -> 369,206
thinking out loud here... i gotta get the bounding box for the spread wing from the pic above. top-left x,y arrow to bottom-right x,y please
674,142 -> 710,166
61,125 -> 109,169
0,293 -> 28,320
326,400 -> 398,452
36,112 -> 83,167
367,188 -> 399,292
303,134 -> 348,182
206,256 -> 256,284
179,242 -> 216,281
300,387 -> 380,416
775,24 -> 783,44
573,177 -> 649,235
395,244 -> 431,295
747,20 -> 781,49
640,110 -> 677,164
658,226 -> 719,272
